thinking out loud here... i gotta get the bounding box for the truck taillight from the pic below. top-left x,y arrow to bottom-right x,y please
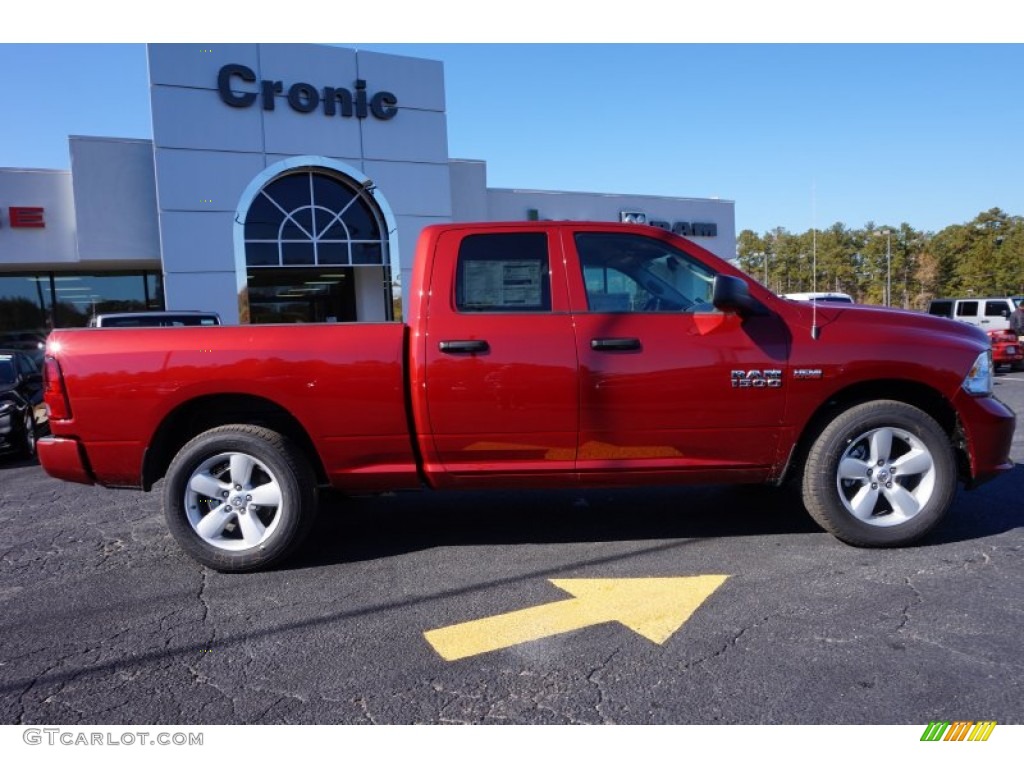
43,357 -> 72,420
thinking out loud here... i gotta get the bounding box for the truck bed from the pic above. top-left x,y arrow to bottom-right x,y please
43,323 -> 419,491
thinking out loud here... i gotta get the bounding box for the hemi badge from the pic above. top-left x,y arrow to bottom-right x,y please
793,368 -> 823,380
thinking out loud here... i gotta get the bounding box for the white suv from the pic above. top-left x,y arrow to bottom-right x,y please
927,297 -> 1017,333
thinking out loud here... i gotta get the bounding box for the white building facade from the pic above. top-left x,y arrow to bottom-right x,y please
0,43 -> 735,334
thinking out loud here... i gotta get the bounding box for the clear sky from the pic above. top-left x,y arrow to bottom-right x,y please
2,12 -> 1022,239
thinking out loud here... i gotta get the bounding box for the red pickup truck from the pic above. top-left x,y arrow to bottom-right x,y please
38,222 -> 1015,571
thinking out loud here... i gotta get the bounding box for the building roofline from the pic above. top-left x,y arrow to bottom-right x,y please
487,187 -> 734,205
0,167 -> 71,175
69,135 -> 153,145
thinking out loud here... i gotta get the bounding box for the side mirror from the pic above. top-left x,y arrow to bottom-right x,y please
712,275 -> 767,317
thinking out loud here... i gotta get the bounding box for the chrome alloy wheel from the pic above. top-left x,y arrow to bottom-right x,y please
835,426 -> 937,527
184,451 -> 284,551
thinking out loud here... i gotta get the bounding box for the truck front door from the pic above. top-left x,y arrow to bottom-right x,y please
563,228 -> 790,483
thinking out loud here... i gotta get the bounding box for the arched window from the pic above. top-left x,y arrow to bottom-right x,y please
243,170 -> 387,268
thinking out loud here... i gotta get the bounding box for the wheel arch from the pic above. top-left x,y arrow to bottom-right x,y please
780,379 -> 963,486
142,394 -> 327,490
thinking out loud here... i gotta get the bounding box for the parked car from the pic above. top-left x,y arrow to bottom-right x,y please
0,349 -> 46,459
927,297 -> 1018,333
988,329 -> 1024,371
87,311 -> 221,328
782,292 -> 854,304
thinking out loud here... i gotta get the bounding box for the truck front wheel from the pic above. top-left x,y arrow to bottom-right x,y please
802,401 -> 957,547
163,425 -> 317,572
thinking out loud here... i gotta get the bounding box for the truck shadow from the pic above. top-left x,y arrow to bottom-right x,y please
291,465 -> 1023,568
296,484 -> 813,568
936,463 -> 1023,544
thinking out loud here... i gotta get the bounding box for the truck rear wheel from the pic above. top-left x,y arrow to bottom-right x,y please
801,401 -> 956,547
163,425 -> 317,572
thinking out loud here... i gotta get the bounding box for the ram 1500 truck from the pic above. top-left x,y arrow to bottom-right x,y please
38,222 -> 1015,571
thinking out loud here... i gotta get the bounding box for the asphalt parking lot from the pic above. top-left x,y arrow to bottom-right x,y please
1,372 -> 1022,727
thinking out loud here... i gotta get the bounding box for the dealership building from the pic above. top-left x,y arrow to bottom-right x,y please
0,43 -> 735,333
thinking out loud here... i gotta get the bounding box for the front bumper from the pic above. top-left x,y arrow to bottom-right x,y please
952,391 -> 1016,488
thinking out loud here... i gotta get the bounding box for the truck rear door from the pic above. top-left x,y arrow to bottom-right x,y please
562,227 -> 790,483
418,227 -> 579,485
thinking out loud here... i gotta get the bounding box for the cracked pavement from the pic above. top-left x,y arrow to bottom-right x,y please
1,375 -> 1022,725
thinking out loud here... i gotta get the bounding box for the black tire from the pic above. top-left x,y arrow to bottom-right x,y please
801,400 -> 956,547
17,411 -> 36,459
163,425 -> 317,572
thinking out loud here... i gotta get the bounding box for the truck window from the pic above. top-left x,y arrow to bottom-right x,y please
574,232 -> 716,313
455,233 -> 551,312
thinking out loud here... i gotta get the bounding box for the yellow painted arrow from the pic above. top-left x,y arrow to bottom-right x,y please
424,576 -> 730,661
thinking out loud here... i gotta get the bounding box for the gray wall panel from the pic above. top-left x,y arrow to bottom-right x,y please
148,43 -> 259,89
256,44 -> 358,89
162,270 -> 239,322
355,50 -> 445,112
159,211 -> 236,273
363,161 -> 452,218
151,86 -> 263,152
261,104 -> 364,158
361,108 -> 449,164
70,138 -> 161,262
449,160 -> 489,221
154,149 -> 266,212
